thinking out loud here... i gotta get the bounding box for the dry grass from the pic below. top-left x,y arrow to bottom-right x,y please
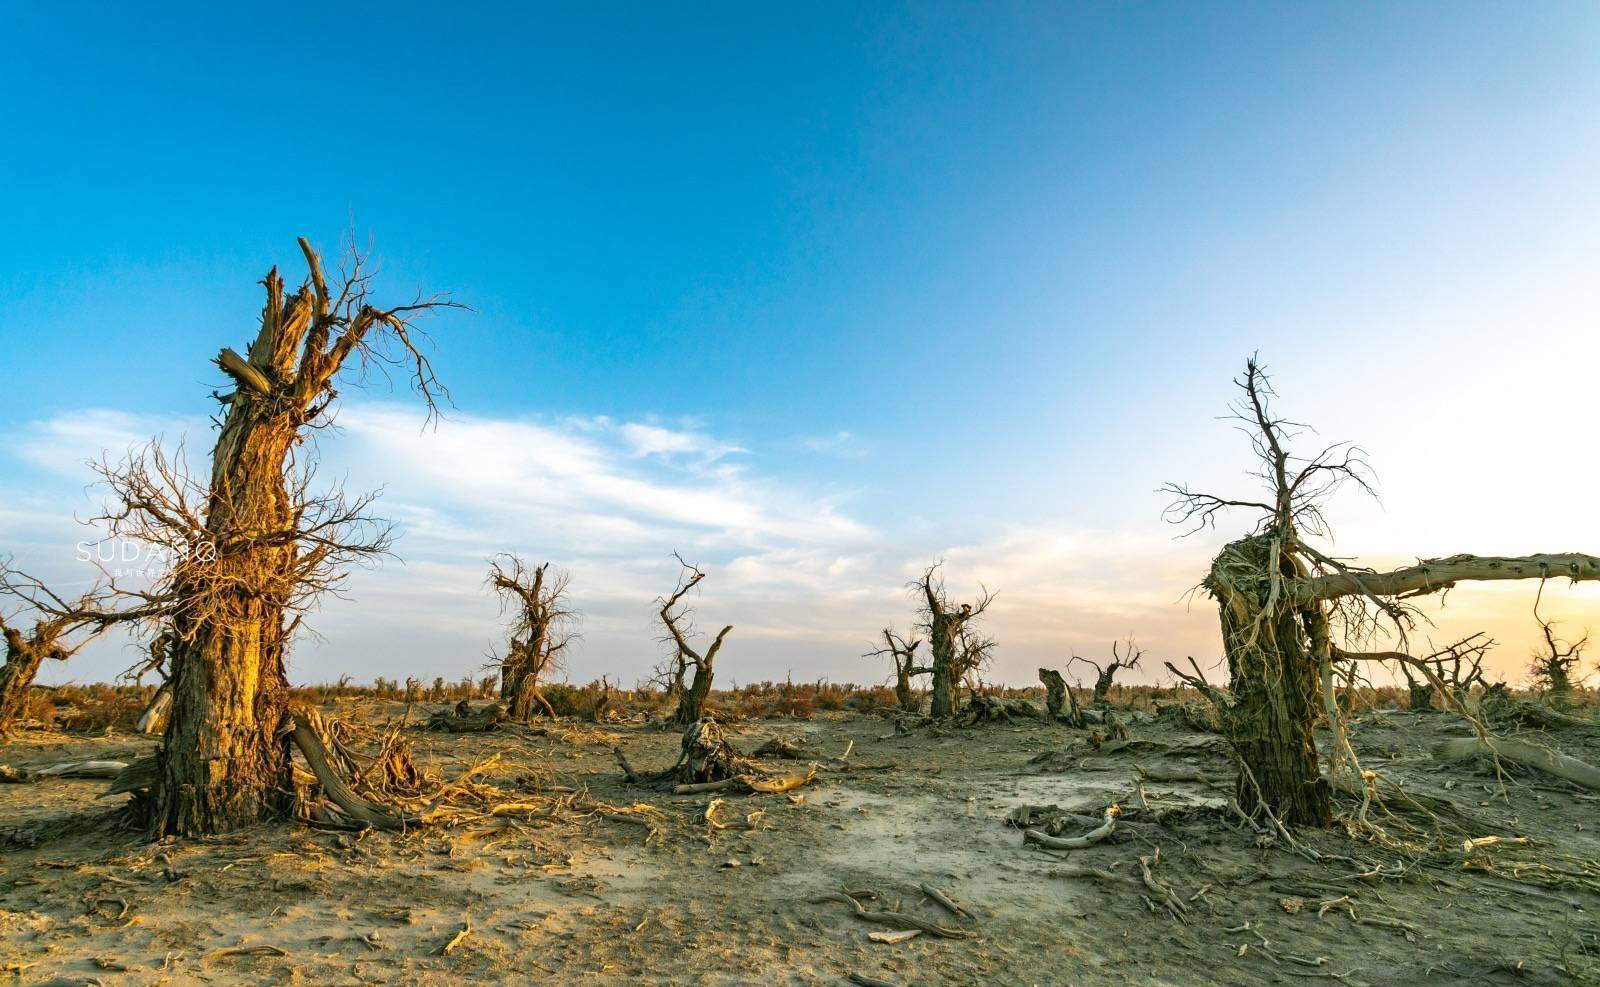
12,676 -> 1594,742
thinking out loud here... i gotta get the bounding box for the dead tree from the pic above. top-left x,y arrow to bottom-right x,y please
1432,633 -> 1492,707
1069,638 -> 1145,705
1529,619 -> 1587,704
657,556 -> 732,725
912,564 -> 994,719
0,568 -> 143,736
1163,357 -> 1600,827
87,238 -> 457,836
954,625 -> 998,707
487,556 -> 576,720
1397,661 -> 1432,712
864,629 -> 927,712
1038,667 -> 1082,726
1393,633 -> 1492,712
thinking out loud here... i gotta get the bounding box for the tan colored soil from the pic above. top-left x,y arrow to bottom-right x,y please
3,703 -> 1598,985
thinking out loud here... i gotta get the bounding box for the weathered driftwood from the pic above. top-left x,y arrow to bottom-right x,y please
37,760 -> 130,779
613,745 -> 641,783
808,892 -> 974,940
1134,762 -> 1230,786
918,883 -> 971,921
1022,806 -> 1119,850
1435,736 -> 1600,792
1483,696 -> 1599,731
673,767 -> 817,796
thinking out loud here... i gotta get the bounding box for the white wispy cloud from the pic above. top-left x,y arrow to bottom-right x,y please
3,405 -> 1590,688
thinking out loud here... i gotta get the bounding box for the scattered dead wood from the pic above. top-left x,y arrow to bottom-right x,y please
1022,805 -> 1119,850
104,756 -> 159,797
752,736 -> 814,760
432,922 -> 472,956
955,694 -> 1039,725
673,767 -> 816,796
1482,694 -> 1600,731
291,710 -> 406,831
426,703 -> 505,733
1137,847 -> 1189,922
808,891 -> 974,940
1044,863 -> 1131,884
868,929 -> 922,944
0,761 -> 132,784
1134,762 -> 1230,786
208,944 -> 288,959
918,883 -> 971,921
675,718 -> 745,783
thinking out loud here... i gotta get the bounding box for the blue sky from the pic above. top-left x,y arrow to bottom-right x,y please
3,3 -> 1599,686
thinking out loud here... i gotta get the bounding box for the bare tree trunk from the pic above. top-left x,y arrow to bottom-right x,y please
893,664 -> 917,712
0,631 -> 53,736
1092,667 -> 1116,705
929,630 -> 957,720
1039,668 -> 1063,715
674,660 -> 716,724
504,633 -> 551,720
658,558 -> 731,726
914,568 -> 993,720
147,240 -> 453,836
157,410 -> 297,834
1210,536 -> 1331,827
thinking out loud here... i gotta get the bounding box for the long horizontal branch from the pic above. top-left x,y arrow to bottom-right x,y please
1297,553 -> 1600,602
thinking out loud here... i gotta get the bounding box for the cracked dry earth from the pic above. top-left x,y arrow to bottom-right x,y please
3,701 -> 1599,985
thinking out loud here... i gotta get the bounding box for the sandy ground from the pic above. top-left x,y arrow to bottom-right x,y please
3,702 -> 1599,986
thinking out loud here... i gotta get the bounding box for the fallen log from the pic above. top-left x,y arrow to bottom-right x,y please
37,760 -> 130,779
1434,736 -> 1600,792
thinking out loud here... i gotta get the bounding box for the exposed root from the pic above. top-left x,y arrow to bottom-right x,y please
808,891 -> 974,940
